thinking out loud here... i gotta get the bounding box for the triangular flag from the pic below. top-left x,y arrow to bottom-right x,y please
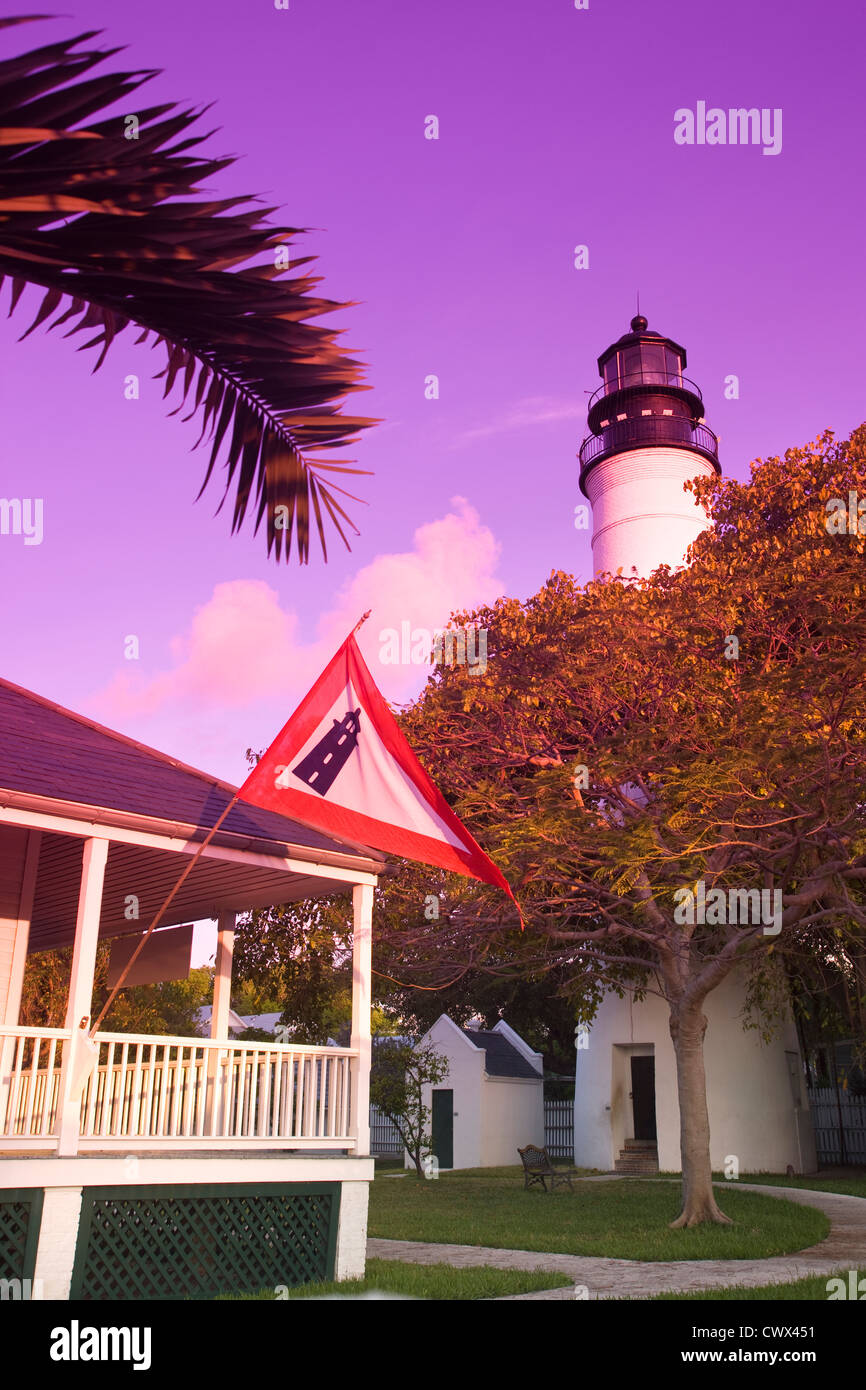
237,633 -> 520,917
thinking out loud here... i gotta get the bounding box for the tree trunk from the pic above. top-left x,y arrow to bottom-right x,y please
669,1004 -> 732,1226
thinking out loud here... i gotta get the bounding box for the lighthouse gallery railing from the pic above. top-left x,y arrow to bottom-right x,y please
579,417 -> 719,470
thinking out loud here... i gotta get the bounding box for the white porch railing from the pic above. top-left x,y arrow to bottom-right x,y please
0,1026 -> 65,1149
0,1026 -> 358,1152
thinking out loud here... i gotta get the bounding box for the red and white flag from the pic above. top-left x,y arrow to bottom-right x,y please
237,631 -> 519,914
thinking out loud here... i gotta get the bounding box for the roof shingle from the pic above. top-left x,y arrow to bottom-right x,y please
460,1028 -> 541,1080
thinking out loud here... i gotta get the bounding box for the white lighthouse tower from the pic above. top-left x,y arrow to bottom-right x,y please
573,316 -> 818,1176
578,314 -> 720,577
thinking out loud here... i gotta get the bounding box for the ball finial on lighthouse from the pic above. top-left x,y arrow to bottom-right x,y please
578,315 -> 721,578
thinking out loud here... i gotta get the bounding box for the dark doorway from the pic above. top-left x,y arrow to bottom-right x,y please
630,1056 -> 657,1141
431,1089 -> 454,1169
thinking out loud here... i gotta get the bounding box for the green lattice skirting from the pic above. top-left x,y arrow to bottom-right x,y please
70,1183 -> 340,1300
0,1189 -> 43,1288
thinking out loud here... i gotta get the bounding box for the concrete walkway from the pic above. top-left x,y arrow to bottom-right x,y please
367,1182 -> 866,1300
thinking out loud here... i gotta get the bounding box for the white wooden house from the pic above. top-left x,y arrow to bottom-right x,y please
0,676 -> 383,1299
414,1015 -> 544,1170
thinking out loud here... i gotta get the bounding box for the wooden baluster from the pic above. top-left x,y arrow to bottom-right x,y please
41,1038 -> 58,1138
117,1042 -> 129,1137
131,1043 -> 144,1138
144,1044 -> 157,1137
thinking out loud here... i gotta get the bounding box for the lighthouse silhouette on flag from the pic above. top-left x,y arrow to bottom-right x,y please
236,629 -> 520,918
292,708 -> 361,796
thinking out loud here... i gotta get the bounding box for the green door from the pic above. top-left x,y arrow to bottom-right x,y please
431,1089 -> 454,1169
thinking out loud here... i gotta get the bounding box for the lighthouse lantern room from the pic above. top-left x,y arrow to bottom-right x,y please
579,315 -> 721,578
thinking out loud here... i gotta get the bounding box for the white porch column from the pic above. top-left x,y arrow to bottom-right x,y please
334,1179 -> 371,1281
211,911 -> 236,1039
58,837 -> 109,1155
350,882 -> 373,1155
32,1187 -> 83,1300
205,911 -> 235,1134
63,838 -> 109,1032
0,830 -> 41,1119
1,829 -> 41,1026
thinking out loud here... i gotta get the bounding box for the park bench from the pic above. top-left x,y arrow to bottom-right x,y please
517,1144 -> 581,1193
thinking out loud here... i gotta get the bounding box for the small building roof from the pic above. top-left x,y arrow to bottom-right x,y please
460,1028 -> 542,1080
195,1005 -> 250,1036
239,1012 -> 283,1033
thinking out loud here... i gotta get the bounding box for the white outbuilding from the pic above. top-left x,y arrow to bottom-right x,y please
414,1015 -> 545,1171
573,972 -> 817,1175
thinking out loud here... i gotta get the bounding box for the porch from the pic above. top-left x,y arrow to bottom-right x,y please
0,675 -> 384,1298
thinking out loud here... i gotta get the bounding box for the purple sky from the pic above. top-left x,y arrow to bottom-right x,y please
2,1 -> 864,829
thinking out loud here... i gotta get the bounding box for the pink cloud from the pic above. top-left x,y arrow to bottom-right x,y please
323,497 -> 502,675
97,581 -> 300,718
93,499 -> 502,729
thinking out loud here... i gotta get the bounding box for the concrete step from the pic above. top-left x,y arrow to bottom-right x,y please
614,1145 -> 659,1175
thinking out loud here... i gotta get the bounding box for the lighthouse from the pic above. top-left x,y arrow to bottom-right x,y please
573,317 -> 817,1176
578,315 -> 721,578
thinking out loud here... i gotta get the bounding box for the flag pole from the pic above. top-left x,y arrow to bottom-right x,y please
91,611 -> 373,1034
89,793 -> 240,1035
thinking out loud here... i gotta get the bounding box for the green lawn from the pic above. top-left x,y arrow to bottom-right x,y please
650,1269 -> 865,1301
368,1168 -> 829,1261
721,1172 -> 866,1200
220,1258 -> 573,1300
642,1170 -> 866,1200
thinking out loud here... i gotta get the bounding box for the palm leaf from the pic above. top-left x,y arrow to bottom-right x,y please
0,16 -> 377,562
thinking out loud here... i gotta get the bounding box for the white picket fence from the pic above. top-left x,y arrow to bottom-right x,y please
544,1099 -> 574,1158
807,1087 -> 866,1165
370,1103 -> 404,1157
369,1099 -> 574,1160
374,1090 -> 866,1167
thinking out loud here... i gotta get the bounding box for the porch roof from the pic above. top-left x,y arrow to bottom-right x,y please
0,676 -> 384,952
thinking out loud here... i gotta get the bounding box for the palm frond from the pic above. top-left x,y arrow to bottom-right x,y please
0,17 -> 377,562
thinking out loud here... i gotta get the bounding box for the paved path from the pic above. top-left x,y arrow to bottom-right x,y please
367,1182 -> 866,1299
